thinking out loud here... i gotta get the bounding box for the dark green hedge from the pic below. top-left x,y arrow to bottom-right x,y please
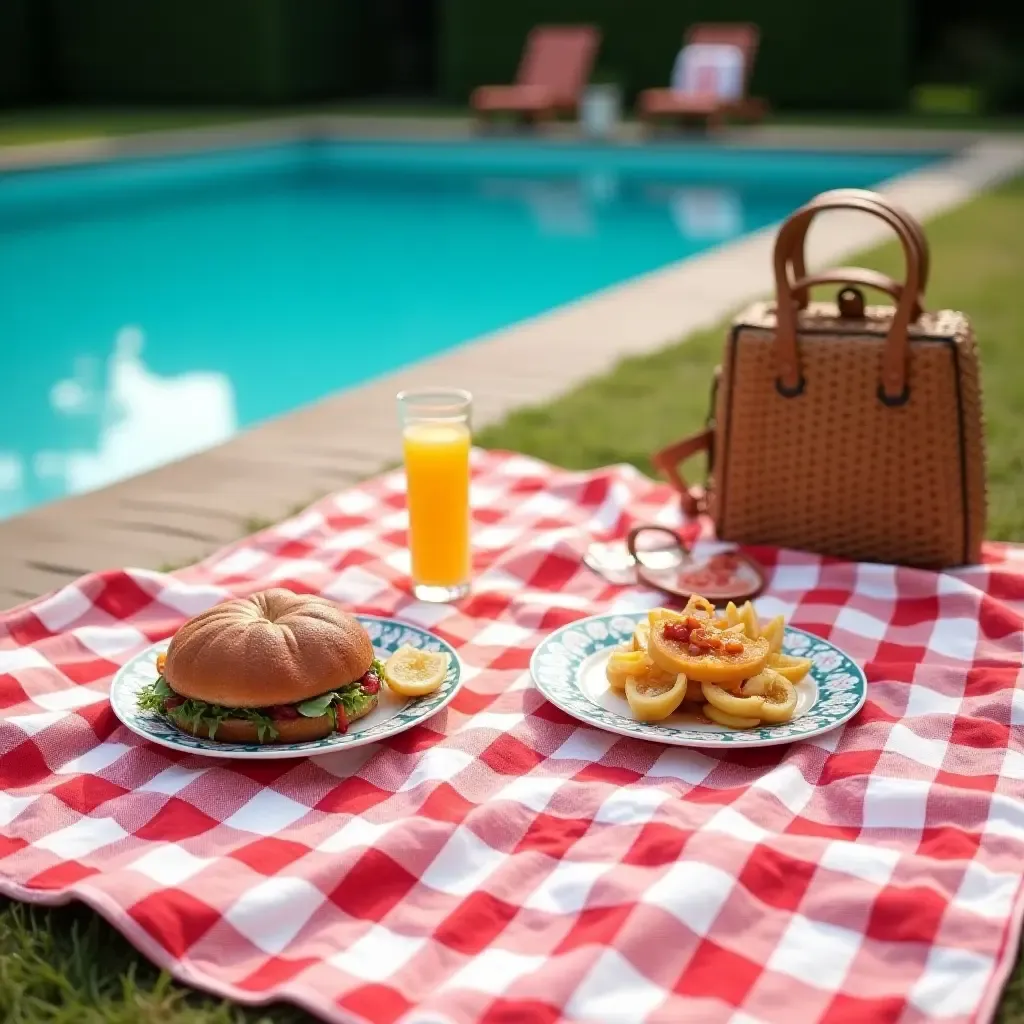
0,0 -> 48,104
439,0 -> 911,111
47,0 -> 370,104
6,0 -> 911,108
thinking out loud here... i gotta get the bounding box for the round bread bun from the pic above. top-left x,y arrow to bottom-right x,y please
170,692 -> 379,745
164,588 -> 374,708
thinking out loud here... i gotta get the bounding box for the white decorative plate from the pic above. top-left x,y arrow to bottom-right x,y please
110,615 -> 461,760
530,612 -> 866,749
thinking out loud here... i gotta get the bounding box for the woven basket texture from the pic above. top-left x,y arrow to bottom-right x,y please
709,301 -> 986,568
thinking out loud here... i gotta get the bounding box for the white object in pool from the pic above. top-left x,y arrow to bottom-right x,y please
57,325 -> 239,495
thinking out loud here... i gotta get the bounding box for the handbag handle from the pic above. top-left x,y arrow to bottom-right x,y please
773,194 -> 926,403
787,189 -> 930,304
650,428 -> 712,517
792,268 -> 909,311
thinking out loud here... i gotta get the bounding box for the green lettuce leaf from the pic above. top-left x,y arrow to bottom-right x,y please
165,700 -> 278,742
136,677 -> 172,713
296,692 -> 336,718
136,678 -> 279,742
338,687 -> 375,720
296,680 -> 377,722
136,664 -> 383,740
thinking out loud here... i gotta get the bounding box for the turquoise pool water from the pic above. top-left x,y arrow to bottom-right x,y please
0,139 -> 940,519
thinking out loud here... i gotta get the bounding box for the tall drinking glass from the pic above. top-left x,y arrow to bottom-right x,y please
397,388 -> 472,603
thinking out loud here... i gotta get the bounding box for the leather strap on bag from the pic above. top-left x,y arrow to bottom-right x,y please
651,429 -> 712,518
793,268 -> 909,307
788,189 -> 931,304
774,194 -> 926,402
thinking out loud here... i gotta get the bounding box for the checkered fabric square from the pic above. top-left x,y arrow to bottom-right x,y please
2,449 -> 1023,1024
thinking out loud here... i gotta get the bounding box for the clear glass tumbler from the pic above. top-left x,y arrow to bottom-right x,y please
397,388 -> 472,603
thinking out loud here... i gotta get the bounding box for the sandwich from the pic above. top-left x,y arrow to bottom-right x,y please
136,588 -> 383,744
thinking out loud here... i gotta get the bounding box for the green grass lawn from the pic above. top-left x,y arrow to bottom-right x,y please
0,108 -> 271,147
0,103 -> 469,147
2,170 -> 1024,1022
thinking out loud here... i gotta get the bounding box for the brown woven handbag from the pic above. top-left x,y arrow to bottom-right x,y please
653,189 -> 987,569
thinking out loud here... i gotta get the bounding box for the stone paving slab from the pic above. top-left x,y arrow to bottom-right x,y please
1,120 -> 1023,609
0,115 -> 988,177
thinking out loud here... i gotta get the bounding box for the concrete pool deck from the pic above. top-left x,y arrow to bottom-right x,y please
3,117 -> 1024,609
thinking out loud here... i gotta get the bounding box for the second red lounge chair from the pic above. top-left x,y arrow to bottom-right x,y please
638,23 -> 767,130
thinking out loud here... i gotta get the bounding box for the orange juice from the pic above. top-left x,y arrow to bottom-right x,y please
403,421 -> 471,589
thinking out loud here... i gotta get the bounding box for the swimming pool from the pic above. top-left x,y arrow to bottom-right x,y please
1,139 -> 940,519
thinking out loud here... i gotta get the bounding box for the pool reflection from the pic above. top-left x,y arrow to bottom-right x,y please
477,174 -> 745,244
1,326 -> 236,516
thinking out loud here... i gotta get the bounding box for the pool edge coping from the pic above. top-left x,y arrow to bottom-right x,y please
0,113 -> 1003,175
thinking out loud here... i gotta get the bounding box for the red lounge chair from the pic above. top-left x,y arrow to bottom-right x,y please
638,23 -> 767,130
471,25 -> 601,124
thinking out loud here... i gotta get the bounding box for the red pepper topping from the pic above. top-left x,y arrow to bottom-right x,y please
361,672 -> 381,695
662,621 -> 690,644
689,629 -> 714,648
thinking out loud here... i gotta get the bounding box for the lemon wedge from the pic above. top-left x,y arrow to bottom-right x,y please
766,653 -> 813,684
742,669 -> 797,724
631,620 -> 651,654
625,674 -> 687,722
384,646 -> 450,697
703,704 -> 761,729
606,650 -> 649,693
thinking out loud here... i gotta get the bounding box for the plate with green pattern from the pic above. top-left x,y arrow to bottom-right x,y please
530,612 -> 866,749
110,615 -> 461,760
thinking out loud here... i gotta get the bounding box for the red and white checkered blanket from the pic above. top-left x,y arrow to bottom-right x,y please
2,450 -> 1023,1024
